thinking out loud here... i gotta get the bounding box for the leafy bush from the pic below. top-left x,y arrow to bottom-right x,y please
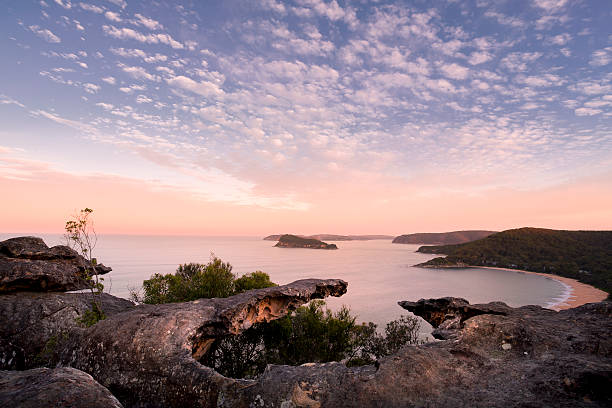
234,271 -> 277,293
141,256 -> 247,304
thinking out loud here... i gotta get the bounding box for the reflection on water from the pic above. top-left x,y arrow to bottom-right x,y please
2,234 -> 566,328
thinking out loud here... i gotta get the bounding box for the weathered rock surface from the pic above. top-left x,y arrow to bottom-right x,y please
0,236 -> 112,293
56,279 -> 347,407
398,297 -> 508,339
0,367 -> 123,408
0,292 -> 134,370
232,299 -> 612,408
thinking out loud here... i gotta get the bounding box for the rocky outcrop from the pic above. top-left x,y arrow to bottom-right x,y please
55,279 -> 347,407
229,299 -> 612,408
398,297 -> 508,339
0,292 -> 134,370
0,367 -> 123,408
274,234 -> 338,249
0,236 -> 111,293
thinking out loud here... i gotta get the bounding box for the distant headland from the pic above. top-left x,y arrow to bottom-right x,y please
415,227 -> 612,296
392,230 -> 496,245
264,234 -> 393,241
274,234 -> 338,249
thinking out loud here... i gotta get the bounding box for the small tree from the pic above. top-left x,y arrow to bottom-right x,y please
65,208 -> 105,326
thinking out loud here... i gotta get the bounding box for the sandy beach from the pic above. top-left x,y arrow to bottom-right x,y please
473,266 -> 608,310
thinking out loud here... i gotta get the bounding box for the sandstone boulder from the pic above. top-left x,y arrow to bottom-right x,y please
0,367 -> 123,408
0,236 -> 111,293
0,292 -> 134,370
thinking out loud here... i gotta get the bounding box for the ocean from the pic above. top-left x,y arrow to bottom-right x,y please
2,234 -> 569,330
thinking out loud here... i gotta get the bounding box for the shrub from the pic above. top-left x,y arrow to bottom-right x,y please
142,256 -> 238,304
234,271 -> 277,293
203,300 -> 422,378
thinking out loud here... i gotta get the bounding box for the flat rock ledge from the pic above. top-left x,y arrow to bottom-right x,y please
0,236 -> 112,293
0,367 -> 123,408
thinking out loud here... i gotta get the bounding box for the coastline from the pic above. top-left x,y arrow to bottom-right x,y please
472,266 -> 608,310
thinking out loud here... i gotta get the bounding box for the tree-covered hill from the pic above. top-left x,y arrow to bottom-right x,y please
416,228 -> 612,294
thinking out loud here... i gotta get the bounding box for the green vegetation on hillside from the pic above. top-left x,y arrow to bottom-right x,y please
136,256 -> 421,378
417,228 -> 612,294
392,230 -> 496,245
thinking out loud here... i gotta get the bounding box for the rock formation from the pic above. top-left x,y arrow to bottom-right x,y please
0,292 -> 134,370
0,236 -> 111,293
0,367 -> 123,408
55,279 -> 347,407
233,298 -> 611,408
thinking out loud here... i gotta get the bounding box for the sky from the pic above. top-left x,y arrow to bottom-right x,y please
0,0 -> 611,236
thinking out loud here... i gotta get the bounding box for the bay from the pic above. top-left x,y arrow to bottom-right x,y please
1,234 -> 568,329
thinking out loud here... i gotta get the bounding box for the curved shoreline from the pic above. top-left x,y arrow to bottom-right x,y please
472,266 -> 608,310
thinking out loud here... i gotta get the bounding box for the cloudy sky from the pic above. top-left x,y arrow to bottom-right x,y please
1,0 -> 611,235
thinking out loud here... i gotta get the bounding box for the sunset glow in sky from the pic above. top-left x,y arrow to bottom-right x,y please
1,0 -> 611,235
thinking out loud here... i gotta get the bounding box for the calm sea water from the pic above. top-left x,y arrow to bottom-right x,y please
2,234 -> 568,329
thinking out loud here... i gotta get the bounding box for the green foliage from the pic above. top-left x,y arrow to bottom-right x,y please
76,303 -> 106,328
261,300 -> 357,365
418,228 -> 612,294
234,271 -> 277,293
142,257 -> 275,304
203,301 -> 422,378
33,332 -> 69,367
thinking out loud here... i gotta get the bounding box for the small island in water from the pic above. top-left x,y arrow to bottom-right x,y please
264,234 -> 393,241
274,234 -> 338,250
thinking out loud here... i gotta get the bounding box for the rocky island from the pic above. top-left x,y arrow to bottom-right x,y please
274,234 -> 338,249
1,235 -> 611,407
264,234 -> 393,241
392,230 -> 496,245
